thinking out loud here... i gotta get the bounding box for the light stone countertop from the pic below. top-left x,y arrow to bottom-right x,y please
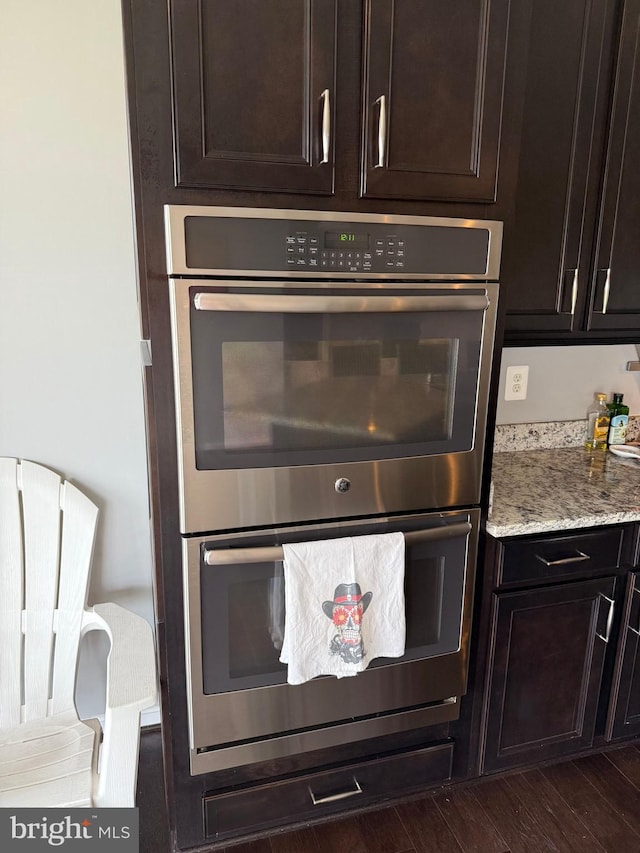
486,447 -> 640,538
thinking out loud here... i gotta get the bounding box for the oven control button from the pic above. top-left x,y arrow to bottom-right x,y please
335,478 -> 352,494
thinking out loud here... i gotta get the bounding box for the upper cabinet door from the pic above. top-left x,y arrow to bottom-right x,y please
360,0 -> 509,201
170,0 -> 337,194
587,0 -> 640,333
501,0 -> 618,339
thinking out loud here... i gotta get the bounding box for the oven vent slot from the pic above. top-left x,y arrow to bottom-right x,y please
195,696 -> 458,754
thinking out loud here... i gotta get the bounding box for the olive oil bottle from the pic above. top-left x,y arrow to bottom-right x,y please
584,392 -> 610,450
607,392 -> 629,446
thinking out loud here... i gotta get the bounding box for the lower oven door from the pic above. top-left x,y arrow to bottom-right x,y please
183,508 -> 479,774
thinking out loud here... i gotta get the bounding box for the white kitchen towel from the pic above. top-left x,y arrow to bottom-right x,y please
279,532 -> 405,685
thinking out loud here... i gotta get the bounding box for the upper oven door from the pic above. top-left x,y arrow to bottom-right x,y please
170,281 -> 498,533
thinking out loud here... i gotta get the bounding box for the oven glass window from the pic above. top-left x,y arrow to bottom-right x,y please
190,300 -> 483,469
200,527 -> 467,695
228,574 -> 287,680
221,338 -> 457,451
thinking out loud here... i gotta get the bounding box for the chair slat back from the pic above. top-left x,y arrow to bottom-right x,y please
20,460 -> 64,722
0,459 -> 24,727
50,480 -> 98,714
0,459 -> 98,726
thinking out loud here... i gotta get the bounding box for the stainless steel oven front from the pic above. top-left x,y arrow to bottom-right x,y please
184,508 -> 479,775
165,206 -> 500,776
166,207 -> 501,535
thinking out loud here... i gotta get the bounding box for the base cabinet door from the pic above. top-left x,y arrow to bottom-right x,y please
606,571 -> 640,740
481,577 -> 616,774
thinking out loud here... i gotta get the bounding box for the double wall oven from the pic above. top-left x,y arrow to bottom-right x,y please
165,207 -> 501,775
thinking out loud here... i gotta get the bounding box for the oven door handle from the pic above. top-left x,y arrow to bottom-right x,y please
203,522 -> 472,566
193,292 -> 490,313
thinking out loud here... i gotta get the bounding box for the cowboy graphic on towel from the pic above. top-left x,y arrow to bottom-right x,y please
323,583 -> 373,664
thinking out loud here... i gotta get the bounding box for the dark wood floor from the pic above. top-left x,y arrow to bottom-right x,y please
137,731 -> 640,853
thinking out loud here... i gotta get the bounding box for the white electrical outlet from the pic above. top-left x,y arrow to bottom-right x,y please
504,365 -> 529,401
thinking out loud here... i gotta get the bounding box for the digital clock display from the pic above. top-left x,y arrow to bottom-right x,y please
325,231 -> 370,249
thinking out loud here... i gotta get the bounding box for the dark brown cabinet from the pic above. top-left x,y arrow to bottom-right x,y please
479,525 -> 635,775
168,0 -> 509,203
586,0 -> 640,334
500,0 -> 616,339
502,0 -> 640,342
482,576 -> 616,774
360,0 -> 509,201
170,0 -> 337,194
606,570 -> 640,740
203,742 -> 453,841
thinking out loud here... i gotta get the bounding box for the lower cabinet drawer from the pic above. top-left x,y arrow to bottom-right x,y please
203,741 -> 453,840
498,527 -> 625,586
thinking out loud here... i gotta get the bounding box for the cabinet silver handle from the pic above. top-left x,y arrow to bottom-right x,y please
534,550 -> 590,567
375,95 -> 387,168
203,522 -> 472,566
309,777 -> 362,805
320,89 -> 330,164
601,268 -> 611,314
596,594 -> 615,644
570,269 -> 578,316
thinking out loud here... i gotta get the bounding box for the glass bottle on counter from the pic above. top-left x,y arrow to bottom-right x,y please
607,392 -> 629,446
584,392 -> 610,450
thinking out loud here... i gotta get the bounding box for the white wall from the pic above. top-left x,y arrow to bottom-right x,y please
0,1 -> 158,723
496,344 -> 640,424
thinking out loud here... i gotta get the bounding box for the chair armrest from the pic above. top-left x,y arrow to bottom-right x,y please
83,602 -> 157,712
81,602 -> 157,806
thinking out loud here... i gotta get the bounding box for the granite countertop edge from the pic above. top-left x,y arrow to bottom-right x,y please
486,444 -> 640,539
485,508 -> 640,539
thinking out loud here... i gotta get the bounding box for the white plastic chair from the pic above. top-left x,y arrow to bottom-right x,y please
0,457 -> 157,807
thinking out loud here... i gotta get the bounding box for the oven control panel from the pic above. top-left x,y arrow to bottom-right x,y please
286,231 -> 405,273
176,208 -> 500,279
